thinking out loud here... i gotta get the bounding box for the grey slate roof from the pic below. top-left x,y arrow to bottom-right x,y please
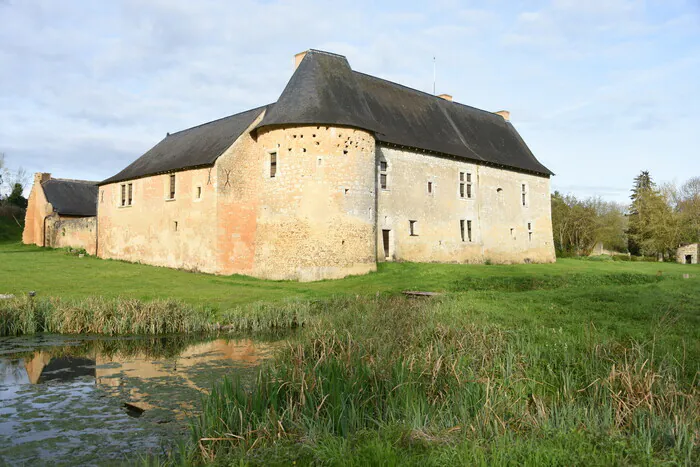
100,105 -> 269,185
257,50 -> 552,176
42,179 -> 98,217
103,50 -> 551,183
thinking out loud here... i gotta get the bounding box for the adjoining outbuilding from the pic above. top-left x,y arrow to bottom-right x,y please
23,173 -> 99,255
677,243 -> 699,264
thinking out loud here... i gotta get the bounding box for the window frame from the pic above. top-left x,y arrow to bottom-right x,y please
269,151 -> 278,178
379,159 -> 388,190
167,174 -> 176,200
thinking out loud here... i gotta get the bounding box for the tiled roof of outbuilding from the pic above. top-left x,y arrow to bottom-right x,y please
42,179 -> 99,217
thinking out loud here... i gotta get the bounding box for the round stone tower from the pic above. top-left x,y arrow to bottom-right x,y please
252,125 -> 376,281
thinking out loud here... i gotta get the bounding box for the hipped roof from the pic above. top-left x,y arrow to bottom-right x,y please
102,50 -> 551,185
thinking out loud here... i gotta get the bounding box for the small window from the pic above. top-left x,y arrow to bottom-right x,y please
121,184 -> 126,206
467,220 -> 472,242
197,186 -> 202,199
127,183 -> 133,206
521,183 -> 527,206
409,220 -> 418,236
169,174 -> 176,199
379,160 -> 388,189
427,181 -> 433,194
528,222 -> 533,241
174,221 -> 178,232
459,172 -> 473,198
460,220 -> 465,242
270,152 -> 277,178
466,173 -> 472,198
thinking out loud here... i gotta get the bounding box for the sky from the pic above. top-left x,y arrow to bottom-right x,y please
1,0 -> 699,203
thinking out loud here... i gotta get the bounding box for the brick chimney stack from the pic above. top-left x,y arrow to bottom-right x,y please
34,172 -> 51,185
294,51 -> 308,70
495,110 -> 510,121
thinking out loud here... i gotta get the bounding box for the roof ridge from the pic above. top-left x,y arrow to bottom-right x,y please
45,178 -> 98,185
352,70 -> 502,120
167,104 -> 272,137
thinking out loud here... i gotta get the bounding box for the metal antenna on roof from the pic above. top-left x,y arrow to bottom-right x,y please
433,56 -> 436,95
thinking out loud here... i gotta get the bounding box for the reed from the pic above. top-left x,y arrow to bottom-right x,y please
187,295 -> 699,465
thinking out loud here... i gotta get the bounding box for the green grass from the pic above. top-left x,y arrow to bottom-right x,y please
0,216 -> 22,242
1,239 -> 697,312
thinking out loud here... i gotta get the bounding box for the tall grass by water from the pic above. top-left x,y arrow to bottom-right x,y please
0,296 -> 313,337
185,290 -> 699,465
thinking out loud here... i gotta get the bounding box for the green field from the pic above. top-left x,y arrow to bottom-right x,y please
1,235 -> 699,464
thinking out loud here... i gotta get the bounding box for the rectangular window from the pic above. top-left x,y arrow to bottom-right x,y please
466,173 -> 472,198
460,220 -> 465,242
528,222 -> 533,241
521,184 -> 527,206
270,152 -> 277,178
197,186 -> 202,199
379,160 -> 388,189
409,220 -> 418,236
127,183 -> 133,206
427,181 -> 433,194
174,221 -> 178,232
169,174 -> 176,199
121,184 -> 126,206
467,220 -> 472,242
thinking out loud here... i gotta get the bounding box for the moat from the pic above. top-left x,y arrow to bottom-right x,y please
0,333 -> 277,465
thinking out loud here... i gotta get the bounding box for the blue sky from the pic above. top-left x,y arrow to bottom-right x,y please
1,0 -> 698,202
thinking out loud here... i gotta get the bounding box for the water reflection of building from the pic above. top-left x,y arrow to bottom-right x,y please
13,339 -> 269,407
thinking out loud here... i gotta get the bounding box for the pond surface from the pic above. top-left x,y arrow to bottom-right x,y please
0,333 -> 278,466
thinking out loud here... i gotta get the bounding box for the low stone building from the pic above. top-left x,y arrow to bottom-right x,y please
95,49 -> 555,281
23,173 -> 98,255
677,243 -> 698,264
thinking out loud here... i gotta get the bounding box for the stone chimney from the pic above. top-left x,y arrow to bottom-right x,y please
495,110 -> 510,121
438,94 -> 453,102
294,51 -> 308,70
34,172 -> 51,185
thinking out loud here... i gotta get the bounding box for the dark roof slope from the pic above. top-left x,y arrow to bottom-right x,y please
258,50 -> 552,176
42,179 -> 98,216
100,105 -> 269,185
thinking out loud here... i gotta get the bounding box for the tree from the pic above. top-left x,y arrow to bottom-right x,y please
677,176 -> 700,242
0,153 -> 29,202
6,183 -> 27,209
627,171 -> 682,259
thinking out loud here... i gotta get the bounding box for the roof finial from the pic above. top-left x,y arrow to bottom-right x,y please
433,56 -> 436,95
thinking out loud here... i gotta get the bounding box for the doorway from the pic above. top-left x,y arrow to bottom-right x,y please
686,255 -> 693,264
382,229 -> 391,260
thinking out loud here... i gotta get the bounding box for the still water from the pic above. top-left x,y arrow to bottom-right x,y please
0,334 -> 277,466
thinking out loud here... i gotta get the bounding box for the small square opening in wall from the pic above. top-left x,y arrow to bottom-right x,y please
409,220 -> 418,236
197,186 -> 202,199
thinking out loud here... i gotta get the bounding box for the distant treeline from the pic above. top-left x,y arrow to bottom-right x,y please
553,171 -> 700,259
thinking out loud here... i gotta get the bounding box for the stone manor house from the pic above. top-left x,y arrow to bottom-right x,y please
24,50 -> 556,281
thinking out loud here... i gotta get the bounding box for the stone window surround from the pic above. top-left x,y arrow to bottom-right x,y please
119,182 -> 134,208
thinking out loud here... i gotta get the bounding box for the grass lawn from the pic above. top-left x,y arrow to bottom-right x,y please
1,239 -> 698,310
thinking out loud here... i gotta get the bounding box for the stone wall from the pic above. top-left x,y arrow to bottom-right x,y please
253,125 -> 377,281
97,167 -> 218,273
45,215 -> 97,255
376,145 -> 555,264
676,244 -> 698,264
22,173 -> 52,247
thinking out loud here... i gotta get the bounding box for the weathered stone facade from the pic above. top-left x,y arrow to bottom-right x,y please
376,145 -> 554,264
676,244 -> 698,264
45,216 -> 97,255
92,49 -> 556,281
